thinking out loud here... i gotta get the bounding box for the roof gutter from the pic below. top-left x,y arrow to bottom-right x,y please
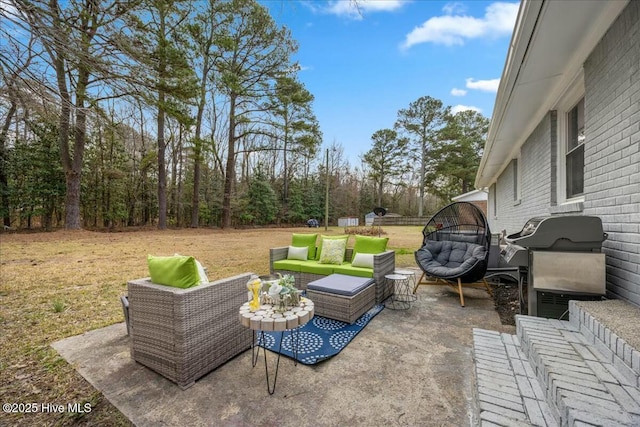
475,0 -> 545,189
475,0 -> 629,189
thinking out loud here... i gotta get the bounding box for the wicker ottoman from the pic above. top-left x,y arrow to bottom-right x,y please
306,274 -> 375,323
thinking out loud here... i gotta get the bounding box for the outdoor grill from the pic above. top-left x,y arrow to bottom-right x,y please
501,215 -> 607,318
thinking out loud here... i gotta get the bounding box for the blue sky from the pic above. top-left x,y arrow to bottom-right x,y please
261,0 -> 520,165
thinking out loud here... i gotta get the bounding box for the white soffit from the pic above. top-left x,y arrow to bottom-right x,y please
452,189 -> 488,202
475,0 -> 629,188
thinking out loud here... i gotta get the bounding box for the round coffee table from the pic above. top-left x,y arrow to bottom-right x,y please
239,298 -> 314,394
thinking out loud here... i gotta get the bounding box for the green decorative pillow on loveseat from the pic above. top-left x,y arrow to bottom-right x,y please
291,233 -> 318,259
352,235 -> 389,258
315,235 -> 350,261
318,238 -> 348,265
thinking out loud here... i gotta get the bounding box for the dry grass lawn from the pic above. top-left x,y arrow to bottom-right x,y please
0,226 -> 423,426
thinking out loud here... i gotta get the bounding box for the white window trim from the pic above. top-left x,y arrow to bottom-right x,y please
513,152 -> 522,206
491,183 -> 498,220
555,71 -> 586,206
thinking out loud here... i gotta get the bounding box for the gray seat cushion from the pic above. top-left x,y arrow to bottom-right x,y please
415,241 -> 487,280
307,274 -> 374,296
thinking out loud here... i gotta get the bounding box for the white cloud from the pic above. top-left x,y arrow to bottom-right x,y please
442,2 -> 466,15
451,88 -> 467,97
451,105 -> 482,114
326,0 -> 406,20
401,2 -> 518,49
465,77 -> 500,92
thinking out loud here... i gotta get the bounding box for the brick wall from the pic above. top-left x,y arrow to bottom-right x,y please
491,114 -> 554,234
490,1 -> 639,306
583,1 -> 640,305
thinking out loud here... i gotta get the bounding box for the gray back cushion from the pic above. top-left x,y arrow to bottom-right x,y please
416,241 -> 486,277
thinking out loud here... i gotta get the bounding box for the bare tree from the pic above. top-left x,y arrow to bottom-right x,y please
11,0 -> 137,229
0,26 -> 36,227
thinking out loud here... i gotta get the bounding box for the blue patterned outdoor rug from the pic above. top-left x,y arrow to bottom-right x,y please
259,304 -> 384,365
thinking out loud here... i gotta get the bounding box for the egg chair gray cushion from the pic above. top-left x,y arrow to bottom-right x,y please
415,240 -> 488,283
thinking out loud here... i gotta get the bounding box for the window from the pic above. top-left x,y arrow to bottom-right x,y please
555,70 -> 585,206
566,98 -> 585,198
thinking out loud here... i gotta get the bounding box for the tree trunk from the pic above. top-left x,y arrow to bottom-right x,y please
170,127 -> 178,224
221,95 -> 236,229
0,101 -> 16,227
43,197 -> 53,231
50,3 -> 75,229
191,157 -> 201,227
65,60 -> 90,230
174,126 -> 183,227
64,170 -> 82,228
157,101 -> 167,229
190,42 -> 210,228
49,0 -> 96,230
156,6 -> 169,230
419,142 -> 426,217
282,113 -> 289,219
55,68 -> 74,228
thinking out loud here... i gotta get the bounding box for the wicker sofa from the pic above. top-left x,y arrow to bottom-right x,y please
270,247 -> 395,304
127,273 -> 253,389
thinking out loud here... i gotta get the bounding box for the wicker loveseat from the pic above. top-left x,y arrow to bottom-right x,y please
127,273 -> 253,389
270,244 -> 395,304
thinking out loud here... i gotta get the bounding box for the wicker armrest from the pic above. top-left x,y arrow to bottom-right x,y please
127,272 -> 254,389
372,250 -> 396,303
269,246 -> 289,273
373,250 -> 395,275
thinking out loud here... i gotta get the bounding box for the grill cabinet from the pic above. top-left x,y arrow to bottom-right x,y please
501,215 -> 607,318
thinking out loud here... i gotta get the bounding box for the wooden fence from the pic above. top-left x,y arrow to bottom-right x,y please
371,216 -> 429,226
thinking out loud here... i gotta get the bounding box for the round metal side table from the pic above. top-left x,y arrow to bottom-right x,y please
394,269 -> 418,301
385,274 -> 412,310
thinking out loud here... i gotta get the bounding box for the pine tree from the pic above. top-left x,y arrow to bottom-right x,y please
214,0 -> 296,228
362,129 -> 410,207
122,0 -> 198,229
426,110 -> 489,201
395,96 -> 449,217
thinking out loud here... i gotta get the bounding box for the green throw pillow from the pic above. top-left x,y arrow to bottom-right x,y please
318,238 -> 347,265
291,233 -> 317,260
315,235 -> 350,260
147,255 -> 200,289
352,235 -> 389,260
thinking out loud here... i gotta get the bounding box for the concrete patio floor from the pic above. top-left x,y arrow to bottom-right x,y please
53,279 -> 513,427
